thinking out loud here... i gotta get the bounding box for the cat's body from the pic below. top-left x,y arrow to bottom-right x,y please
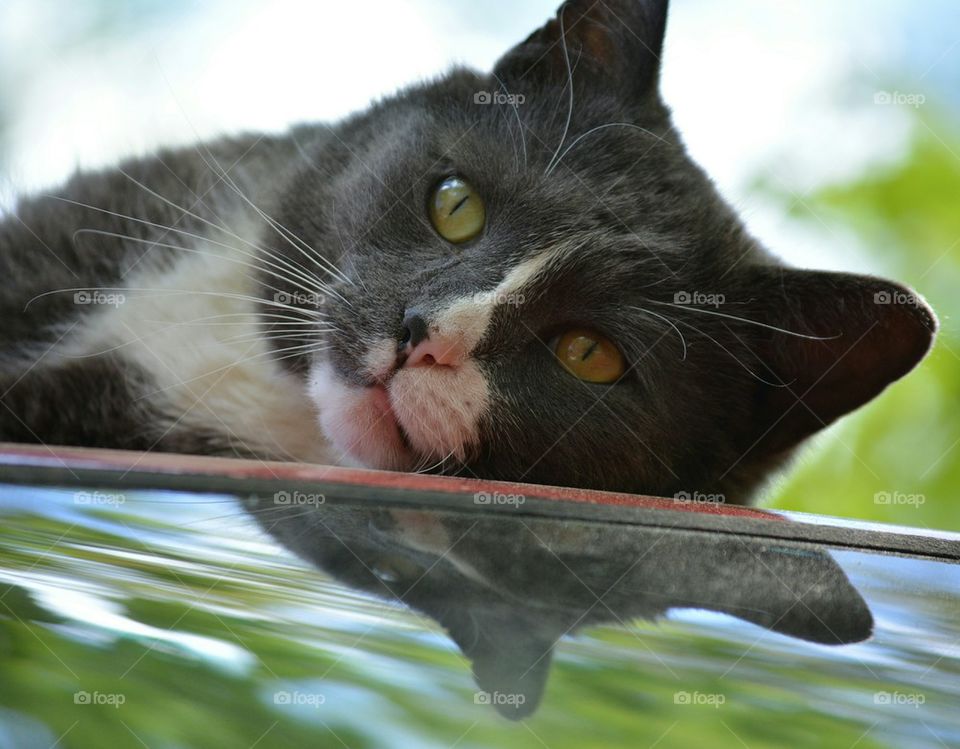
0,0 -> 936,501
1,133 -> 334,461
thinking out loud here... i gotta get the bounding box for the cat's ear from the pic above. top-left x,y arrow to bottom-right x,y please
742,267 -> 936,456
493,0 -> 669,100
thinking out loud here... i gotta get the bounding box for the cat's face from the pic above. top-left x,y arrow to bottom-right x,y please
270,0 -> 935,499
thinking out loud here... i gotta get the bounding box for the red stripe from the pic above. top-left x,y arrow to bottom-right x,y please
0,443 -> 782,520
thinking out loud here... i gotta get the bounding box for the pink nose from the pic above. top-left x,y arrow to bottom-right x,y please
404,336 -> 466,368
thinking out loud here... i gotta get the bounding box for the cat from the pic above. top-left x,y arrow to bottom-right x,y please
250,499 -> 873,719
0,0 -> 937,502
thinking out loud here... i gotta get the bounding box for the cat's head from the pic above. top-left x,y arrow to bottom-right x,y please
269,0 -> 936,499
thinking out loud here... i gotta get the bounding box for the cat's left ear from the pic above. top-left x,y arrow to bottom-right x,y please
743,267 -> 937,456
493,0 -> 669,101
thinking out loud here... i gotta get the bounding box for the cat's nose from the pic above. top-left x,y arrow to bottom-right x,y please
399,309 -> 465,368
400,310 -> 430,349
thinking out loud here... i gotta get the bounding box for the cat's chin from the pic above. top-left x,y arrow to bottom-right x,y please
307,359 -> 489,472
308,362 -> 417,472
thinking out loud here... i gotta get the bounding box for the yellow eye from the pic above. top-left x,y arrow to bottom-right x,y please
428,176 -> 485,244
555,329 -> 626,383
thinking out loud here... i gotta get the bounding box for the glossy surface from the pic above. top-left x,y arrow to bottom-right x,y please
1,482 -> 958,748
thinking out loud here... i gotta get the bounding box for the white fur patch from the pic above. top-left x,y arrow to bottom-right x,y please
430,249 -> 557,354
54,220 -> 332,463
389,358 -> 489,461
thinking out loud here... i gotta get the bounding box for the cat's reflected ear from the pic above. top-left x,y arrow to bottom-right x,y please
744,267 -> 936,456
438,606 -> 555,720
706,545 -> 874,645
493,0 -> 669,101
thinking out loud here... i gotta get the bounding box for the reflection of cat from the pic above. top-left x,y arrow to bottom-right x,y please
0,0 -> 935,501
252,502 -> 873,719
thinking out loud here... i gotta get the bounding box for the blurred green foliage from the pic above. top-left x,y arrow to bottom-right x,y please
768,112 -> 960,532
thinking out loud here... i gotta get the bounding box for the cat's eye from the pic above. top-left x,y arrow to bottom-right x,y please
428,176 -> 485,244
554,329 -> 626,383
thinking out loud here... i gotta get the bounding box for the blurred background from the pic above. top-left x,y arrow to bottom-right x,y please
1,0 -> 958,530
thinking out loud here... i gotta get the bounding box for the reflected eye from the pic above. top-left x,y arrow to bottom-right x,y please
554,329 -> 626,383
372,554 -> 423,584
428,176 -> 486,244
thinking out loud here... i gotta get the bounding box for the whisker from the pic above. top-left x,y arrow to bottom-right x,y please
544,5 -> 576,175
630,306 -> 688,360
24,286 -> 325,318
548,122 -> 668,175
132,344 -> 332,404
674,319 -> 790,387
187,154 -> 355,293
646,300 -> 838,340
70,178 -> 333,296
71,227 -> 333,303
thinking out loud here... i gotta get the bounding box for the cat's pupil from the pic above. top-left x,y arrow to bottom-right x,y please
449,195 -> 470,216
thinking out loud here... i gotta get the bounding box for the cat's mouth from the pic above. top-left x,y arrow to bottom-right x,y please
308,357 -> 489,473
368,383 -> 414,453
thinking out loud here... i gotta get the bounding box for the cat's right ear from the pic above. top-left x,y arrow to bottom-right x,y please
492,0 -> 669,101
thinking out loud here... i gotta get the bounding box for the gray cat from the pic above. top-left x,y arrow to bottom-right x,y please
0,0 -> 936,502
